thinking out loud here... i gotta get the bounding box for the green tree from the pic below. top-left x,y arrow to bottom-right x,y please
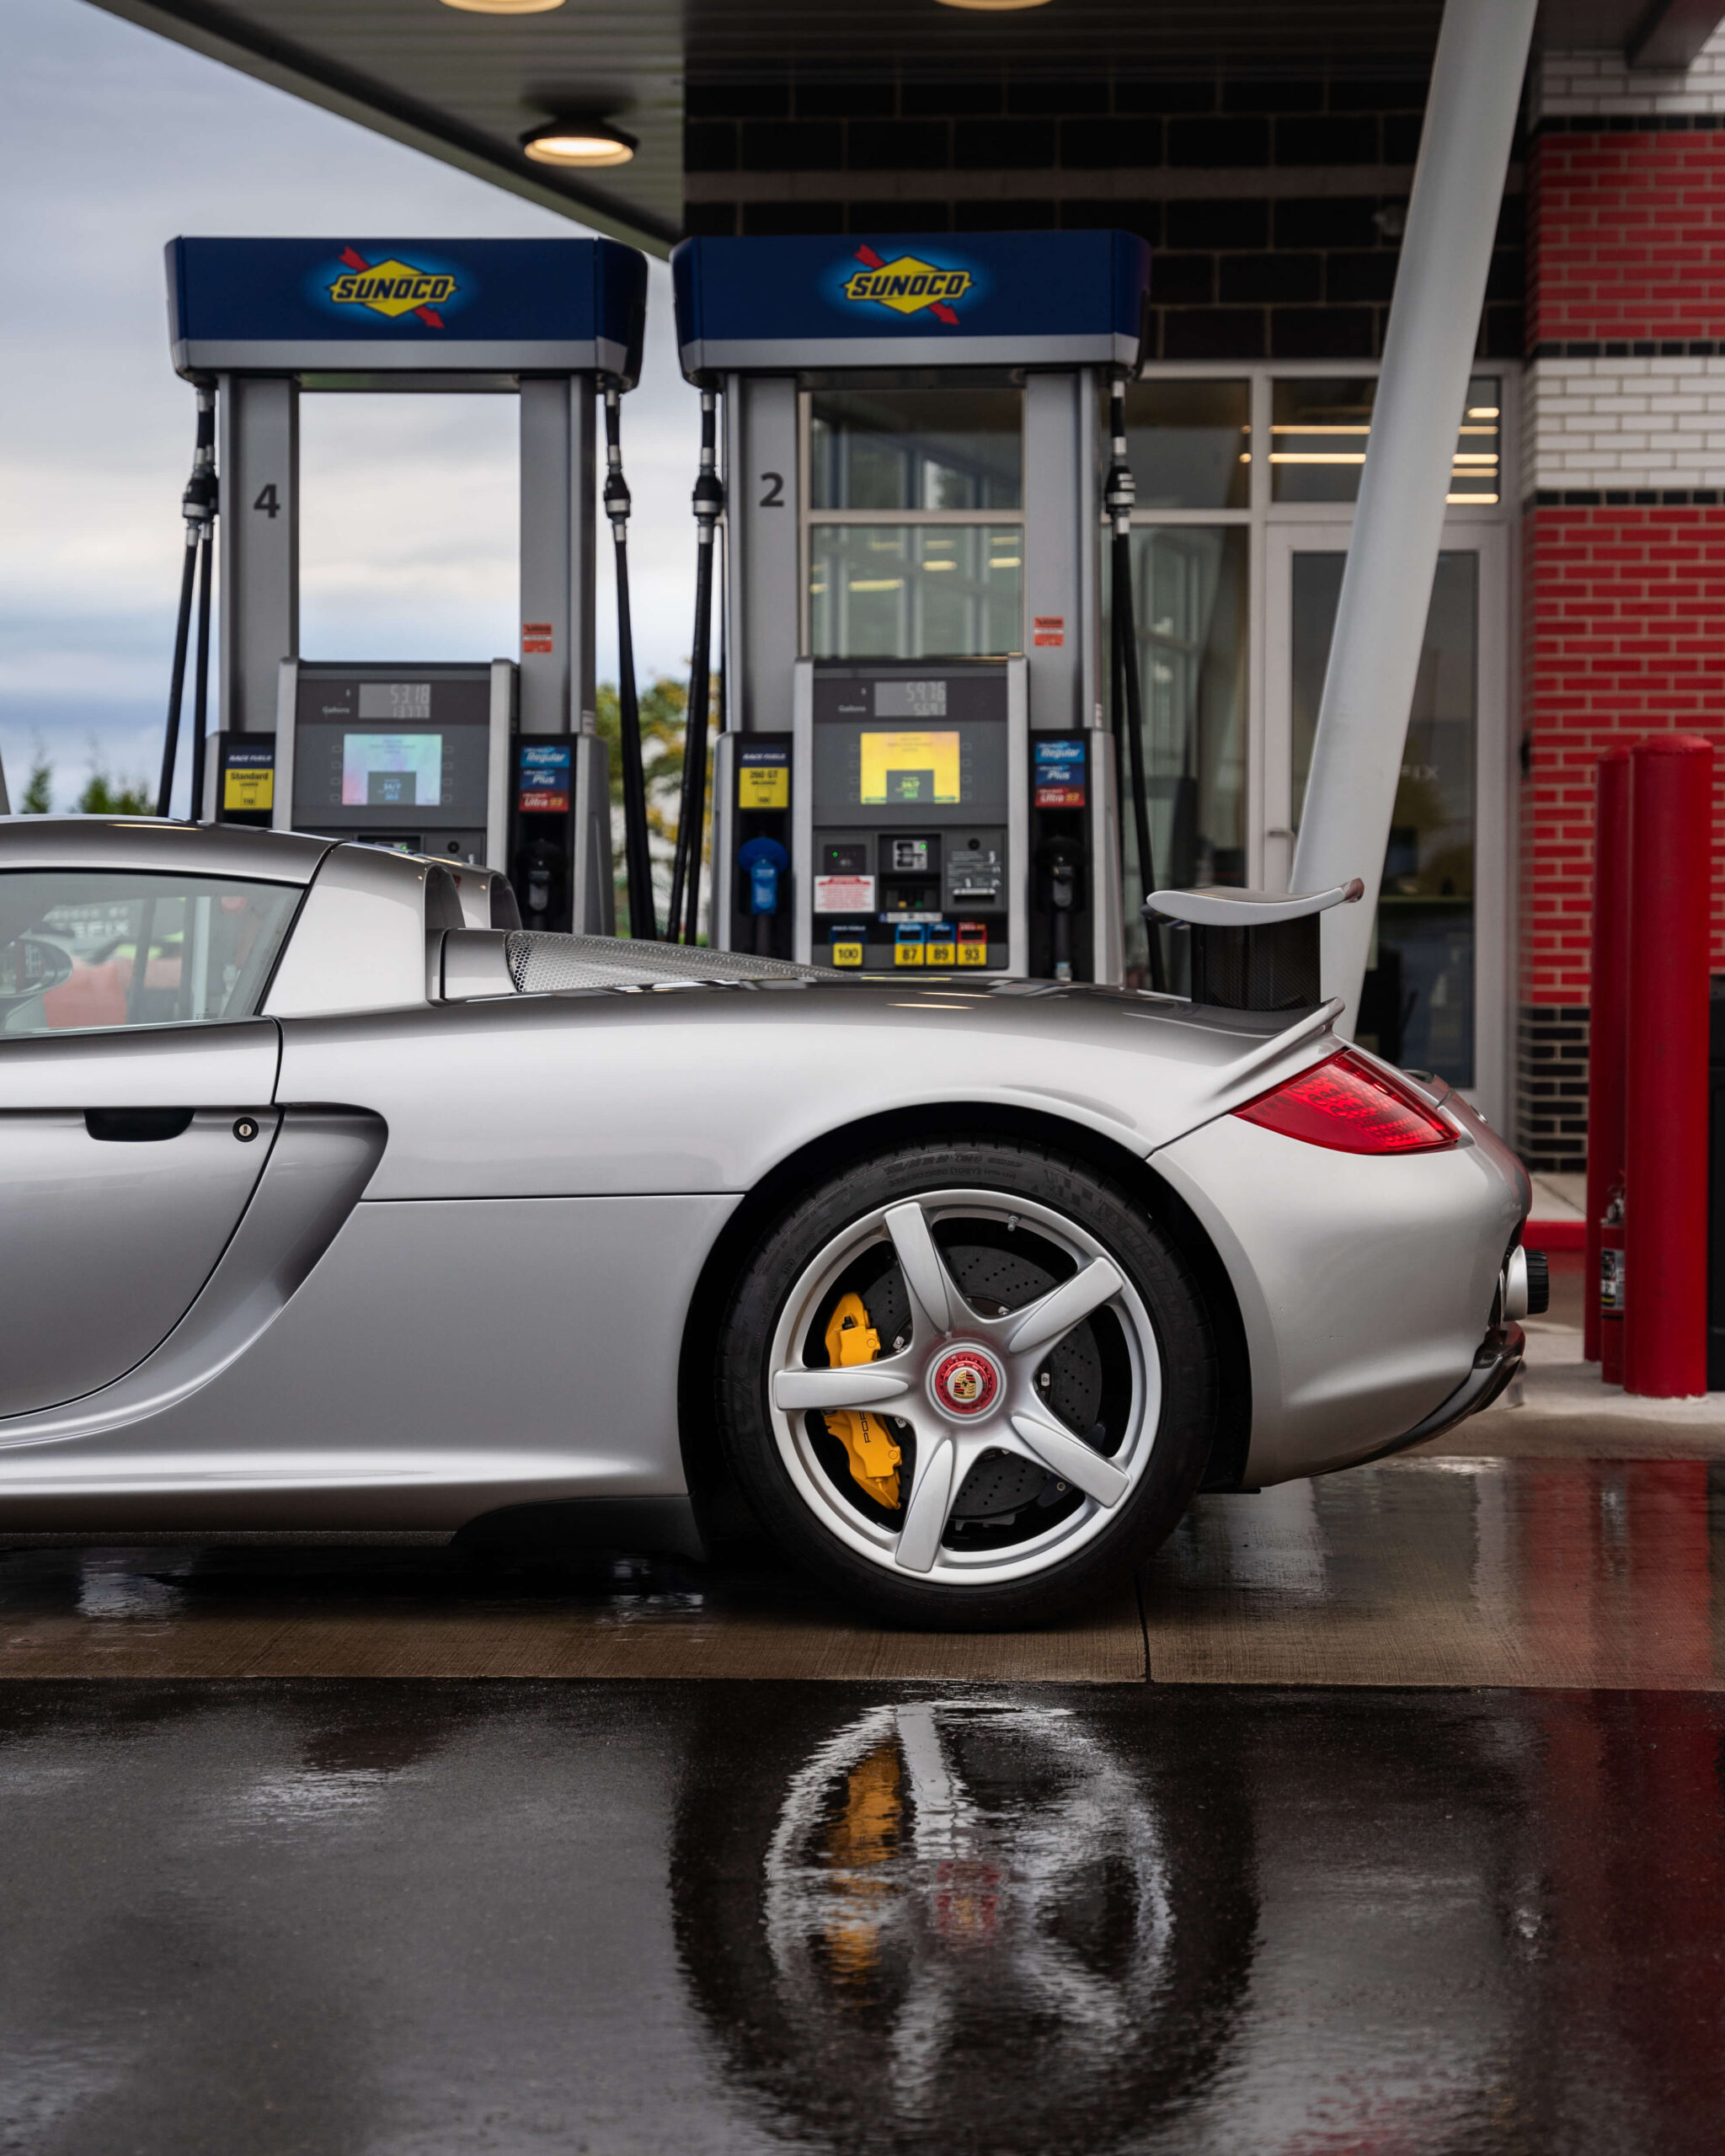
593,675 -> 716,937
77,768 -> 154,815
19,756 -> 52,814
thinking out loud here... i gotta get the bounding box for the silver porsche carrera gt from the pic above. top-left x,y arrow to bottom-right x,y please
0,819 -> 1530,1626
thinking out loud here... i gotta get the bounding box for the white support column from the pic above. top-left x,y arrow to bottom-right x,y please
217,374 -> 298,737
521,376 -> 611,930
1290,0 -> 1536,1030
519,376 -> 597,737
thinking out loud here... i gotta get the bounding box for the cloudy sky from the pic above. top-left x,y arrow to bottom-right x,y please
0,0 -> 700,811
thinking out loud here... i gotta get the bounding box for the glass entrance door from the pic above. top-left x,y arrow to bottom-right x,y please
1263,522 -> 1509,1121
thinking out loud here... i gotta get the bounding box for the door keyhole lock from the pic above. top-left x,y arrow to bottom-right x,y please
233,1116 -> 259,1143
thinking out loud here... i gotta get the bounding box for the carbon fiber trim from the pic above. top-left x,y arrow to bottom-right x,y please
504,932 -> 830,995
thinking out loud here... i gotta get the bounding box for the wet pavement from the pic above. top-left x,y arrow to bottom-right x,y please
3,1454 -> 1724,1687
2,1677 -> 1722,2154
8,1277 -> 1725,2156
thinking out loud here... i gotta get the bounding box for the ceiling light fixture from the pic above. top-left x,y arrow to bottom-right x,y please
936,1 -> 1052,9
522,118 -> 637,168
441,0 -> 566,13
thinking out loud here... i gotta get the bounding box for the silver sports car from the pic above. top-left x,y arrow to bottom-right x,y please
0,819 -> 1529,1627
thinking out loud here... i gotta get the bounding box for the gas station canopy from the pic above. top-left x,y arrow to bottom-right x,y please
85,1 -> 1724,255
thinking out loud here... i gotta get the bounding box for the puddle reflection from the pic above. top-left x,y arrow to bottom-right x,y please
673,1685 -> 1725,2154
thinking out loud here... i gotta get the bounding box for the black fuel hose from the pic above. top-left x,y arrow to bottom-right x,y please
157,386 -> 217,821
1105,376 -> 1166,991
188,506 -> 213,821
669,388 -> 724,944
604,384 -> 657,939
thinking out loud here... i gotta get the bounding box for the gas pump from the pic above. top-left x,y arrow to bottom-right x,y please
164,235 -> 648,932
670,229 -> 1150,978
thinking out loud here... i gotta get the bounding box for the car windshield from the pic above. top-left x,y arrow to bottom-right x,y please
0,870 -> 301,1035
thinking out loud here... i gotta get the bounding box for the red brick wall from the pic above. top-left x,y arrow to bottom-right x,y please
1530,130 -> 1725,345
1522,503 -> 1725,1009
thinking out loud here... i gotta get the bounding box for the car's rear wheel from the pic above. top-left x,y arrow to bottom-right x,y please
713,1139 -> 1215,1629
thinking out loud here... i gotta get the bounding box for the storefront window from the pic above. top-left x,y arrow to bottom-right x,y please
809,388 -> 1022,512
1271,376 -> 1500,505
1119,526 -> 1249,985
810,524 -> 1023,659
1122,379 -> 1251,510
1291,549 -> 1478,1085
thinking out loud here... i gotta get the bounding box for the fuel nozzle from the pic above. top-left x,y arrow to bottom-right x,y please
1103,376 -> 1135,541
738,835 -> 788,956
602,381 -> 632,531
524,837 -> 557,924
1037,836 -> 1083,984
183,382 -> 219,537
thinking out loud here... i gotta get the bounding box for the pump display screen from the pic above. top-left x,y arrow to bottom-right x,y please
858,730 -> 962,806
293,666 -> 492,829
341,733 -> 445,807
818,722 -> 1003,819
811,665 -> 1011,828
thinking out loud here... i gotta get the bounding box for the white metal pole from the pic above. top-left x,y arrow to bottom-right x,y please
1290,0 -> 1536,1030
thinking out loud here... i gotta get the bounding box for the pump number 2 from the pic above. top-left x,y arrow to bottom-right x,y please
758,472 -> 784,509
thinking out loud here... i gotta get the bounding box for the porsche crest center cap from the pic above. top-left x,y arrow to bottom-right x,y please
930,1346 -> 1002,1418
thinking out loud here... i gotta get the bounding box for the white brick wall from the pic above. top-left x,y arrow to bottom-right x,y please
1532,26 -> 1725,120
1523,355 -> 1725,494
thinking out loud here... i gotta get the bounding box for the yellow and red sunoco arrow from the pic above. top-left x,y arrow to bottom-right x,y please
327,247 -> 453,328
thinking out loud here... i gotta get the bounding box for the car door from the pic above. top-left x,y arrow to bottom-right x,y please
0,864 -> 300,1416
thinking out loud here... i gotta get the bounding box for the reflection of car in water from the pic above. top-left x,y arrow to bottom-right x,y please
671,1695 -> 1257,2154
672,1691 -> 1629,2155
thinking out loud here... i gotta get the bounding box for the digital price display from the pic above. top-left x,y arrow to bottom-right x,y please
358,681 -> 432,722
874,679 -> 948,719
858,729 -> 962,806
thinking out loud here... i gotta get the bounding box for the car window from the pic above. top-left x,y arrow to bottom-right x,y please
0,871 -> 301,1036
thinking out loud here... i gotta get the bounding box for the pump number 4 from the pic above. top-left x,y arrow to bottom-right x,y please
254,484 -> 281,519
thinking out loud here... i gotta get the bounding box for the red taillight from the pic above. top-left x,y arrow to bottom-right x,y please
1232,1049 -> 1457,1155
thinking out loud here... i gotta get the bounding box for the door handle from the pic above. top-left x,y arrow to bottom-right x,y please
85,1108 -> 195,1143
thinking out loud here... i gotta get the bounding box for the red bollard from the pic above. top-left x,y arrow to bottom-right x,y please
1584,749 -> 1632,1365
1624,734 -> 1714,1398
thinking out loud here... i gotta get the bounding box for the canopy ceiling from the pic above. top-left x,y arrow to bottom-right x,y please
88,0 -> 1720,255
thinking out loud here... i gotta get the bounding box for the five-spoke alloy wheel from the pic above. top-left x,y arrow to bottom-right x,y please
714,1140 -> 1215,1628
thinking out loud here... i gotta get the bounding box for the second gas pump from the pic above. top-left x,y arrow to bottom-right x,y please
670,227 -> 1155,981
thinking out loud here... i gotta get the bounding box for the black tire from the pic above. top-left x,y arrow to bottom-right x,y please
713,1137 -> 1215,1629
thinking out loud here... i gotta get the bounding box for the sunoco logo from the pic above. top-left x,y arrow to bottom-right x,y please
841,244 -> 972,324
327,246 -> 456,327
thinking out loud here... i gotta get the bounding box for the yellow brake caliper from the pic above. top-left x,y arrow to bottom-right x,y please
822,1292 -> 902,1508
